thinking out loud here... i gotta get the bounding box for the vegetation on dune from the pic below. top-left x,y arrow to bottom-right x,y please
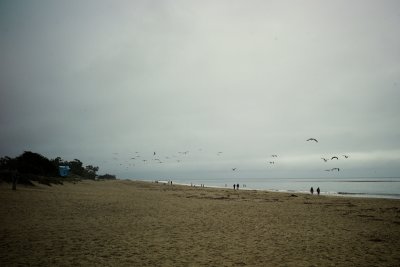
0,151 -> 115,186
97,174 -> 116,180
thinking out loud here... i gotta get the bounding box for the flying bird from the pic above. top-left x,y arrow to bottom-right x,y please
324,169 -> 331,172
321,158 -> 328,162
232,168 -> 237,171
331,168 -> 340,171
153,152 -> 156,156
269,161 -> 275,164
271,155 -> 278,157
331,156 -> 339,160
343,155 -> 349,159
307,138 -> 318,143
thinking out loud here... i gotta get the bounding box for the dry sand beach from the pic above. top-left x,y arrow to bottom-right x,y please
1,180 -> 400,266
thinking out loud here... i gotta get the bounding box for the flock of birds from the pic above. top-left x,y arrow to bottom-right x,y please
110,150 -> 207,169
109,137 -> 349,174
307,138 -> 349,172
232,138 -> 349,173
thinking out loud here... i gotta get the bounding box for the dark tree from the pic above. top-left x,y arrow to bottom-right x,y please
15,151 -> 58,177
84,165 -> 99,179
0,156 -> 17,171
68,159 -> 84,176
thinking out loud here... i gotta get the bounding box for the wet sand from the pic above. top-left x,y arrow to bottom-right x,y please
1,179 -> 399,266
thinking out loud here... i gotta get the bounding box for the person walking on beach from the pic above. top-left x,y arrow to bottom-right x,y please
236,183 -> 239,190
233,184 -> 236,190
310,187 -> 314,195
317,187 -> 320,195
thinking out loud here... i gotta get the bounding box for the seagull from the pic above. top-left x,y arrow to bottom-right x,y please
269,161 -> 275,164
232,168 -> 237,171
307,138 -> 318,143
331,156 -> 339,160
321,157 -> 328,162
331,168 -> 340,171
153,152 -> 156,156
271,155 -> 278,157
343,155 -> 349,159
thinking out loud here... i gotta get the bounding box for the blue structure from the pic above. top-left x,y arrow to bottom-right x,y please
59,165 -> 70,177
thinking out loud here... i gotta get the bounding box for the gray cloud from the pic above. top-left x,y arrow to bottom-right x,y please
1,0 -> 399,179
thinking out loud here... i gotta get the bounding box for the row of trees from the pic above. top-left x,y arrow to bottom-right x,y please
0,151 -> 116,185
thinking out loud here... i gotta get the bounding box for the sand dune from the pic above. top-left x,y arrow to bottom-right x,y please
1,180 -> 399,266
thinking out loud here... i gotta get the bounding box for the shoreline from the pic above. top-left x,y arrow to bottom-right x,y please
141,179 -> 400,200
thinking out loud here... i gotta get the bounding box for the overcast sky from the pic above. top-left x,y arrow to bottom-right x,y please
1,0 -> 399,180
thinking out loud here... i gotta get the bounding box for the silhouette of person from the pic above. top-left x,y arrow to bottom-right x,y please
310,187 -> 314,195
317,187 -> 320,195
233,184 -> 236,190
236,183 -> 239,190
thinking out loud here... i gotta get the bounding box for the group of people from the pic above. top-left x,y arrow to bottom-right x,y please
190,183 -> 205,187
310,186 -> 320,195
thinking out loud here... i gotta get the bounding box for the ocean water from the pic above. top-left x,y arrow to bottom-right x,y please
150,177 -> 400,199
